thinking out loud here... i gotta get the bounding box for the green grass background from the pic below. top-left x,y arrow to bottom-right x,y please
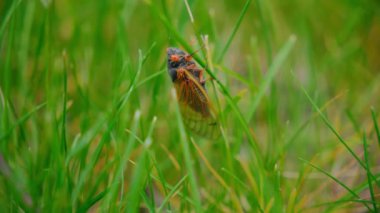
1,0 -> 380,212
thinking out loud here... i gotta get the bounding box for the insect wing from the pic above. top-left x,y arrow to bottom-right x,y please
175,75 -> 220,139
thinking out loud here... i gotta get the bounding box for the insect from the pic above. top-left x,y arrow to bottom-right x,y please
167,47 -> 220,139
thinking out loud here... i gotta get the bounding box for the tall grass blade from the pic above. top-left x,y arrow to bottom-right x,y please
299,158 -> 371,211
216,0 -> 252,63
371,108 -> 380,149
300,85 -> 375,179
0,0 -> 21,39
362,134 -> 378,212
247,35 -> 296,122
123,139 -> 150,212
157,175 -> 188,212
0,102 -> 46,141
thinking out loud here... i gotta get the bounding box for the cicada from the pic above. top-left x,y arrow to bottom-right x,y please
167,47 -> 220,139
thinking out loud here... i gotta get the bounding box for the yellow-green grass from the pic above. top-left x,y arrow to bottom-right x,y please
1,0 -> 379,212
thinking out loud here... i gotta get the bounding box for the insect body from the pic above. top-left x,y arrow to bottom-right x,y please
167,47 -> 220,139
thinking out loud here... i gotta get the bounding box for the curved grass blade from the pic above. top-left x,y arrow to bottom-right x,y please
136,69 -> 166,88
191,138 -> 243,213
299,158 -> 371,211
216,0 -> 252,63
121,116 -> 157,212
0,0 -> 21,39
362,134 -> 378,212
157,175 -> 188,212
305,199 -> 377,211
300,84 -> 378,183
247,35 -> 296,122
371,108 -> 380,150
0,102 -> 46,141
72,46 -> 151,207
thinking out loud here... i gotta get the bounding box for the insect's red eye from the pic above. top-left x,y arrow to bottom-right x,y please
170,55 -> 180,62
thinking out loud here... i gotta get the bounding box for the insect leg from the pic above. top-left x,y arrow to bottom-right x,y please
198,69 -> 205,84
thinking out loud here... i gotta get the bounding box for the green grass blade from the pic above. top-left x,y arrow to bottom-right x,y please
71,122 -> 113,208
149,173 -> 196,206
65,116 -> 107,164
0,102 -> 46,141
362,134 -> 378,212
102,111 -> 141,210
300,84 -> 373,176
279,91 -> 346,162
119,116 -> 157,211
306,199 -> 377,210
218,65 -> 253,88
136,69 -> 165,88
247,35 -> 296,122
216,0 -> 252,63
221,168 -> 249,188
324,172 -> 380,212
121,115 -> 157,212
371,108 -> 380,149
140,189 -> 156,213
61,51 -> 68,155
299,158 -> 371,211
123,149 -> 149,212
345,109 -> 361,135
157,175 -> 188,211
254,0 -> 272,63
72,48 -> 147,207
79,189 -> 108,212
0,0 -> 21,39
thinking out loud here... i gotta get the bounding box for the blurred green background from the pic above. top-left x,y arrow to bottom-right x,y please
1,0 -> 380,212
